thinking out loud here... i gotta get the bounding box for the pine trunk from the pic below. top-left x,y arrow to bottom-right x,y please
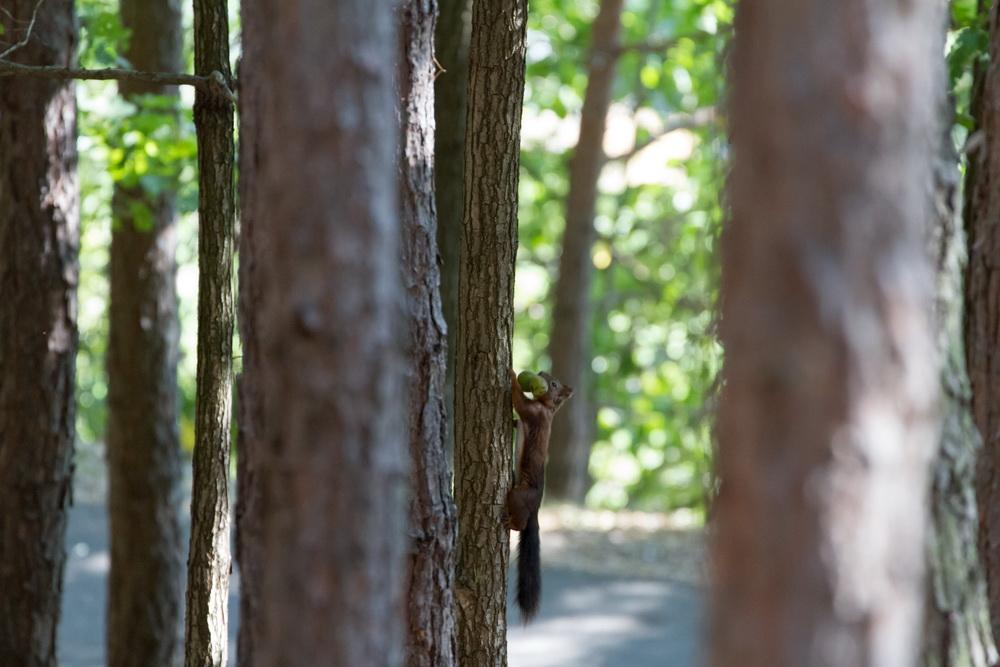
398,1 -> 459,665
184,0 -> 235,664
963,1 -> 1000,650
710,1 -> 940,665
922,15 -> 995,661
0,2 -> 78,665
454,0 -> 528,663
434,0 -> 471,457
105,0 -> 185,663
250,0 -> 409,663
233,0 -> 269,663
546,0 -> 624,503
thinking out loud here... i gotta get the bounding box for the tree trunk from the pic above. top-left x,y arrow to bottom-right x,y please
184,0 -> 235,664
434,0 -> 471,458
546,0 -> 624,503
398,1 -> 459,666
454,0 -> 528,663
923,89 -> 996,667
233,1 -> 269,664
105,0 -> 185,663
710,2 -> 941,665
963,1 -> 1000,651
250,0 -> 408,663
0,2 -> 78,665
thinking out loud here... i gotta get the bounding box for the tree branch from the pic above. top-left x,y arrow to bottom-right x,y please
0,0 -> 45,60
0,59 -> 236,103
607,107 -> 718,162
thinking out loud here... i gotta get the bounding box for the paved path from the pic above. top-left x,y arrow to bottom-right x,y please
59,501 -> 703,666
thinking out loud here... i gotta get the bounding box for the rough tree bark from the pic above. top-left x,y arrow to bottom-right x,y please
234,0 -> 268,664
711,2 -> 940,666
923,74 -> 996,665
434,0 -> 471,457
251,0 -> 408,663
546,0 -> 624,503
398,1 -> 459,665
0,3 -> 78,665
963,1 -> 1000,651
105,0 -> 185,663
454,0 -> 528,663
184,0 -> 235,664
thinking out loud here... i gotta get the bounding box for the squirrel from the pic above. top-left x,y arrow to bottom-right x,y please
506,368 -> 574,623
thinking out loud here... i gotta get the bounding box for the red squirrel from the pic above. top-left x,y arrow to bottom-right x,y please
506,368 -> 574,622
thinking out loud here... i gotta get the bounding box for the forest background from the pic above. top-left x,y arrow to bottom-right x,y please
72,0 -> 730,516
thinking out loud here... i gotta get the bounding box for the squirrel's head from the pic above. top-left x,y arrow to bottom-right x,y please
537,372 -> 574,413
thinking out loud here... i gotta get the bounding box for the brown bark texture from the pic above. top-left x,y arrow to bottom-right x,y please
433,0 -> 471,458
962,2 -> 1000,653
250,0 -> 409,664
0,2 -> 78,665
105,0 -> 185,663
546,0 -> 624,503
184,0 -> 235,664
398,0 -> 459,665
453,0 -> 528,663
233,0 -> 269,664
923,83 -> 996,666
711,2 -> 941,666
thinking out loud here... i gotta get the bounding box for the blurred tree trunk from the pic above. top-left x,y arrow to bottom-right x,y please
964,0 -> 1000,651
398,1 -> 459,665
105,0 -> 185,663
711,1 -> 940,665
923,70 -> 995,664
184,0 -> 235,664
454,0 -> 527,663
434,0 -> 470,458
546,0 -> 624,503
234,0 -> 269,663
250,0 -> 408,663
0,2 -> 78,665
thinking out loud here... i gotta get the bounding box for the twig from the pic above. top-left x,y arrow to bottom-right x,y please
0,60 -> 236,103
607,107 -> 718,162
0,0 -> 45,60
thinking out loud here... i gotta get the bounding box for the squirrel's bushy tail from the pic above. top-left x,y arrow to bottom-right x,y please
517,511 -> 541,623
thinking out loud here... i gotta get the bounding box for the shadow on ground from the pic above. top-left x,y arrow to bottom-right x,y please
59,501 -> 703,666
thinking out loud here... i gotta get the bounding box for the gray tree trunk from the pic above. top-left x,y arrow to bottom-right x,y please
250,0 -> 408,663
105,0 -> 185,663
434,0 -> 471,458
398,1 -> 459,665
923,90 -> 996,667
546,0 -> 624,503
0,2 -> 78,665
184,0 -> 235,664
710,1 -> 941,665
453,0 -> 528,664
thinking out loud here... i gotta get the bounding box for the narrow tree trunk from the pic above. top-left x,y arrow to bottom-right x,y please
963,1 -> 1000,650
0,2 -> 78,665
398,1 -> 459,665
105,0 -> 185,663
546,0 -> 624,503
454,0 -> 528,663
233,1 -> 269,664
184,0 -> 235,664
711,2 -> 940,665
251,0 -> 408,663
434,0 -> 471,457
924,90 -> 996,666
